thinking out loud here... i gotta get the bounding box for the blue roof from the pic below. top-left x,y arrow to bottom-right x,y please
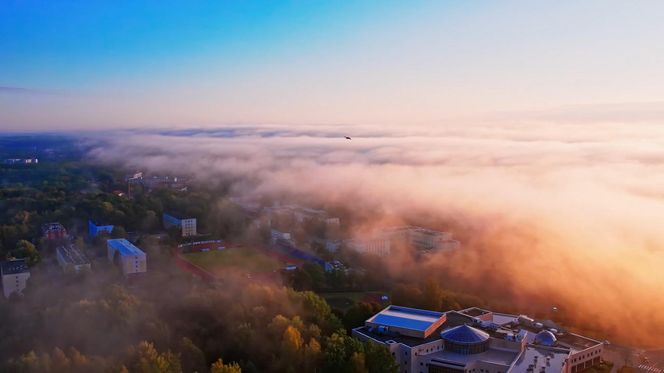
440,324 -> 490,344
369,306 -> 445,332
108,239 -> 145,256
534,330 -> 557,346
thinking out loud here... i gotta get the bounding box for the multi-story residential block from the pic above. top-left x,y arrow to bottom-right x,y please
107,239 -> 147,276
1,259 -> 30,298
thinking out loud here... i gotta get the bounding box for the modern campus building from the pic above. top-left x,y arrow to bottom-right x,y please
384,226 -> 461,252
353,305 -> 605,373
163,213 -> 197,237
42,222 -> 68,240
107,239 -> 147,275
56,244 -> 91,273
1,259 -> 30,298
88,220 -> 114,237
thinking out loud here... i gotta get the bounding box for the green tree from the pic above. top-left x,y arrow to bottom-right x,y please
13,239 -> 40,266
364,342 -> 398,373
342,302 -> 381,332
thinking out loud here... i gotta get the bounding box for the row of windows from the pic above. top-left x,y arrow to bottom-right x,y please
572,349 -> 601,363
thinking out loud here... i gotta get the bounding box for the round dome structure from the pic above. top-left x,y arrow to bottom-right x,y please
440,325 -> 490,355
534,330 -> 557,346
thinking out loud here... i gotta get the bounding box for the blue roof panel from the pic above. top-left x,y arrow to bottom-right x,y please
368,305 -> 445,332
372,314 -> 434,331
440,324 -> 490,344
108,239 -> 145,257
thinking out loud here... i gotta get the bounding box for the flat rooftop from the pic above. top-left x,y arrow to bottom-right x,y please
367,305 -> 445,332
57,245 -> 90,265
1,259 -> 29,275
510,345 -> 570,373
460,307 -> 491,317
557,332 -> 602,352
108,239 -> 145,257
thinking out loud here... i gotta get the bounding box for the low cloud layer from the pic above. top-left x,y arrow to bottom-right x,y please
89,121 -> 664,347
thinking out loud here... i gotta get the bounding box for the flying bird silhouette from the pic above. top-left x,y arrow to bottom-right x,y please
345,136 -> 352,140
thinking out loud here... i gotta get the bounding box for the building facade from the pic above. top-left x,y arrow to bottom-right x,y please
1,259 -> 30,298
353,305 -> 605,373
163,213 -> 197,237
345,236 -> 392,257
107,239 -> 147,275
384,226 -> 461,252
42,222 -> 68,240
88,220 -> 114,237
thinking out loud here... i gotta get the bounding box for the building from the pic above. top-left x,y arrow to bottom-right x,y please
107,239 -> 147,275
324,259 -> 347,273
271,229 -> 292,245
88,220 -> 114,237
384,226 -> 461,252
353,305 -> 605,373
56,244 -> 91,273
42,222 -> 68,240
163,213 -> 197,237
143,175 -> 188,191
345,236 -> 392,257
3,158 -> 38,165
1,259 -> 30,298
264,204 -> 341,229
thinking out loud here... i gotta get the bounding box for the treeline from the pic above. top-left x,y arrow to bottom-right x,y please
0,160 -> 250,260
0,259 -> 396,373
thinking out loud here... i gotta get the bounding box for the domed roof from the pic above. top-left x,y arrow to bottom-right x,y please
534,330 -> 557,346
440,324 -> 490,344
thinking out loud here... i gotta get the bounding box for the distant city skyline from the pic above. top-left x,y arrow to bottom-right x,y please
2,0 -> 664,130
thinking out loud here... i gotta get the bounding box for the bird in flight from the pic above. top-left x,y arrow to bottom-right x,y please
345,136 -> 352,140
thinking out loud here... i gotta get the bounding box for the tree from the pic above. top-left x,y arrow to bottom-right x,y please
110,226 -> 127,239
210,358 -> 242,373
13,239 -> 40,266
303,337 -> 322,372
131,341 -> 181,373
350,351 -> 367,373
364,342 -> 398,373
342,302 -> 381,332
178,337 -> 206,373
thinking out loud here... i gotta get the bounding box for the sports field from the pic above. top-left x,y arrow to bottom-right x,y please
184,247 -> 281,274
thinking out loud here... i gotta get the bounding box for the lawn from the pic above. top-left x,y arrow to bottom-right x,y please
184,247 -> 281,274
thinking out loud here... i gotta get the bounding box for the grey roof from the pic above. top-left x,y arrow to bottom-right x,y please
440,324 -> 490,344
1,259 -> 29,275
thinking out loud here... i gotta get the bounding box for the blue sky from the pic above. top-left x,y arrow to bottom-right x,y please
1,1 -> 424,89
1,1 -> 663,130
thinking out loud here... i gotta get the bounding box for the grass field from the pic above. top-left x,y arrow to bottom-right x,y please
184,247 -> 281,274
